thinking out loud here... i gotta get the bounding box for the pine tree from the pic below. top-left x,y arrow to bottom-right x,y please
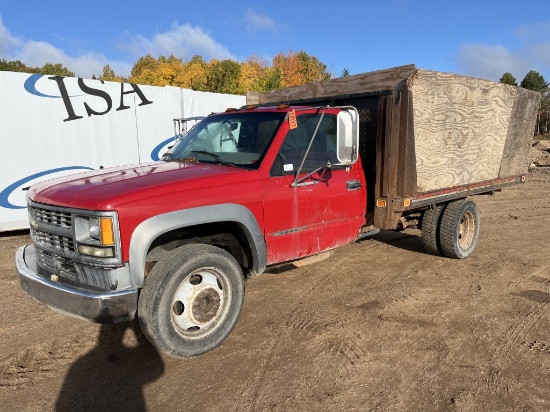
520,70 -> 547,92
499,72 -> 517,86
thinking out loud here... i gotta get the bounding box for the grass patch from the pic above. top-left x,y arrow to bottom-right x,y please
534,134 -> 550,141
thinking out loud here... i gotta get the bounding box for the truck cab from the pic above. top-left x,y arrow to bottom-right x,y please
16,104 -> 364,358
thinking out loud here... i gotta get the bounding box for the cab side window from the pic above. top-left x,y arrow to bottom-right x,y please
271,113 -> 338,177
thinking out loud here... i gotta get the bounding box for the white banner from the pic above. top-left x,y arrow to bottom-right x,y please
0,72 -> 245,231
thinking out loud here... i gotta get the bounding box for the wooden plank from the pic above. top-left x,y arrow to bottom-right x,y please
246,64 -> 416,105
396,88 -> 417,196
374,94 -> 403,229
499,87 -> 540,177
374,96 -> 388,228
409,69 -> 516,193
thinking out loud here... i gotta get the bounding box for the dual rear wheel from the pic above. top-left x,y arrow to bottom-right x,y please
421,199 -> 480,259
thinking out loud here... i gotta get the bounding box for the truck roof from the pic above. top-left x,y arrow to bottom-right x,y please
218,104 -> 329,115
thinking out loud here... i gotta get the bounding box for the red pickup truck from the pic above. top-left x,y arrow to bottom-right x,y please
16,65 -> 540,359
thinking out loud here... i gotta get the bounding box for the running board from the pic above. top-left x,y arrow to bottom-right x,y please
357,226 -> 381,240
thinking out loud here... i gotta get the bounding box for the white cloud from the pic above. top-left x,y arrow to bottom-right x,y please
456,19 -> 550,82
529,42 -> 550,67
0,18 -> 235,78
119,23 -> 236,62
514,20 -> 550,43
0,16 -> 21,53
16,40 -> 130,79
456,44 -> 530,81
243,9 -> 280,34
0,18 -> 130,78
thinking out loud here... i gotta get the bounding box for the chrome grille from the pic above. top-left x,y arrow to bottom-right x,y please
32,229 -> 75,251
29,203 -> 75,252
27,200 -> 123,274
35,249 -> 76,278
30,205 -> 72,228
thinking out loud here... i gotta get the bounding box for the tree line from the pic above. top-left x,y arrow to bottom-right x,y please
0,50 -> 331,95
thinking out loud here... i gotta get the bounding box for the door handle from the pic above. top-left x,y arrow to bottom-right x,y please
346,180 -> 362,191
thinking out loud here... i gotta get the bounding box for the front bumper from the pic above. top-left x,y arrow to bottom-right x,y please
16,245 -> 138,323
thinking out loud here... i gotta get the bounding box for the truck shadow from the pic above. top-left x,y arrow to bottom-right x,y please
366,230 -> 432,255
55,320 -> 164,412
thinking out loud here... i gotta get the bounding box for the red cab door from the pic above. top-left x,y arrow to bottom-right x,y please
261,110 -> 366,265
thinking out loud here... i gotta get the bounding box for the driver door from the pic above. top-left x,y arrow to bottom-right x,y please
261,111 -> 365,265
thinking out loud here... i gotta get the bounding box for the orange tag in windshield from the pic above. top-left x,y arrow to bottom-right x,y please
288,109 -> 297,130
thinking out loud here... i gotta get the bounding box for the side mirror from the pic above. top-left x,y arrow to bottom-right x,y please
336,107 -> 359,164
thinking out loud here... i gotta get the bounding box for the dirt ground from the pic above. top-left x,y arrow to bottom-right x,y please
1,168 -> 550,412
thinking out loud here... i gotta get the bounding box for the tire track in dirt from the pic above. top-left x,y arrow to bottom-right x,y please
246,239 -> 395,410
469,264 -> 550,401
491,265 -> 550,366
285,309 -> 369,374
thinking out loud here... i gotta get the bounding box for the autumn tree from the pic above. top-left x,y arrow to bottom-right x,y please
272,50 -> 331,88
39,63 -> 75,77
499,72 -> 517,86
0,59 -> 74,76
128,54 -> 160,84
0,59 -> 37,73
98,65 -> 125,82
1,50 -> 332,93
155,54 -> 185,86
297,51 -> 331,83
176,55 -> 208,90
206,59 -> 245,94
272,51 -> 301,87
240,56 -> 268,92
260,68 -> 283,91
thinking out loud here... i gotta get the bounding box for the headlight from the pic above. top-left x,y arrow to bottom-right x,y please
77,244 -> 115,258
75,214 -> 118,258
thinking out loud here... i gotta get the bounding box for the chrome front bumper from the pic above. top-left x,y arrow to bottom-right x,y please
16,245 -> 138,323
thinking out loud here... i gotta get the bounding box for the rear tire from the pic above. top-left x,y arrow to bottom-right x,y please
138,244 -> 245,359
439,199 -> 480,259
421,204 -> 445,255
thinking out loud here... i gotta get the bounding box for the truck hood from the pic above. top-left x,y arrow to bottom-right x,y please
28,161 -> 259,210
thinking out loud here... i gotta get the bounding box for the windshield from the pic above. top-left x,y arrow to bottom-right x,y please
163,111 -> 286,168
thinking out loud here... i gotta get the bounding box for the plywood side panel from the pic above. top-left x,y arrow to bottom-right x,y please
499,88 -> 540,177
247,65 -> 416,105
410,70 -> 516,192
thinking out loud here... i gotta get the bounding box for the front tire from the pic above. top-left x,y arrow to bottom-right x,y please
439,199 -> 480,259
138,244 -> 245,359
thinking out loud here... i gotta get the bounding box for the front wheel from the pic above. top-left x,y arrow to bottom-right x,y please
439,199 -> 480,259
138,244 -> 245,359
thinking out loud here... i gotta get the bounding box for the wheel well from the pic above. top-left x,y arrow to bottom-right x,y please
144,222 -> 254,277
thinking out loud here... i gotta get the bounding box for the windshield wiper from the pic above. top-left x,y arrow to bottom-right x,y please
162,153 -> 199,163
191,151 -> 238,167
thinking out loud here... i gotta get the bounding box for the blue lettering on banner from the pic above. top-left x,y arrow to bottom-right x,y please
0,166 -> 94,209
23,74 -> 82,98
150,136 -> 178,161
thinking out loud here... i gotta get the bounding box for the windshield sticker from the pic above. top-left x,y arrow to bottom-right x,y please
283,164 -> 294,172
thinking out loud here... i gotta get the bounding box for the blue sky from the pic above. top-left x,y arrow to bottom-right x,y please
1,0 -> 549,83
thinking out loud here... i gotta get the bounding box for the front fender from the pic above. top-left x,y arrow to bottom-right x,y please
128,203 -> 266,287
